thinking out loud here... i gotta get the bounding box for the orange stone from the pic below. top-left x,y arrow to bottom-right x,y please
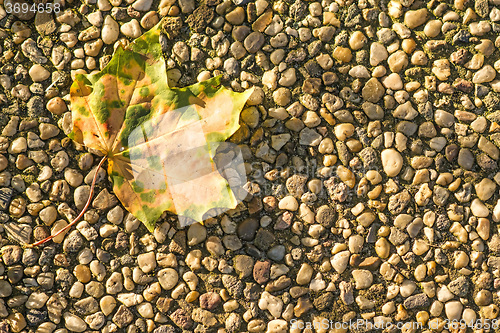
402,38 -> 417,54
332,46 -> 352,63
74,264 -> 92,283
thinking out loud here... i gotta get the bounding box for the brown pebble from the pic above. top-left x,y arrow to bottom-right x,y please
332,46 -> 352,63
47,97 -> 67,115
74,264 -> 92,283
402,38 -> 416,53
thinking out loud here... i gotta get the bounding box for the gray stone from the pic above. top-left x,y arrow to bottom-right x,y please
396,121 -> 418,136
254,229 -> 275,251
85,312 -> 105,330
222,275 -> 244,298
1,245 -> 22,265
433,186 -> 450,206
476,0 -> 489,17
403,293 -> 429,309
488,234 -> 500,254
237,218 -> 259,241
244,32 -> 265,53
21,39 -> 48,64
233,255 -> 254,279
112,305 -> 133,328
0,281 -> 12,297
74,297 -> 99,315
487,256 -> 500,269
267,245 -> 286,261
393,101 -> 418,120
315,205 -> 335,227
6,0 -> 35,20
0,188 -> 13,211
448,277 -> 469,298
362,102 -> 384,120
286,174 -> 308,197
35,12 -> 57,35
199,292 -> 222,310
339,281 -> 354,305
388,190 -> 411,215
169,308 -> 193,330
63,230 -> 83,252
359,147 -> 379,170
389,227 -> 408,246
324,178 -> 349,202
192,308 -> 218,327
458,148 -> 474,170
362,78 -> 385,103
486,111 -> 500,123
299,128 -> 322,146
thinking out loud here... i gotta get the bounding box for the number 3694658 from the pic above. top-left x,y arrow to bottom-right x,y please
5,2 -> 61,14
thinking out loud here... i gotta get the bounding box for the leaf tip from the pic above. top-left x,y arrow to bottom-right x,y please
146,223 -> 156,233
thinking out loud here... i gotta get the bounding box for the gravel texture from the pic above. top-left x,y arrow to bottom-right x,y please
0,0 -> 500,332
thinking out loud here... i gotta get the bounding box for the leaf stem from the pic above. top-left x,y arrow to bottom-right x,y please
28,155 -> 108,248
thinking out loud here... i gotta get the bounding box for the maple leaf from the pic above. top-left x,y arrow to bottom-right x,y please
68,22 -> 253,232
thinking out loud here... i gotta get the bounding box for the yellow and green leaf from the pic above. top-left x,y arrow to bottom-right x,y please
69,22 -> 253,232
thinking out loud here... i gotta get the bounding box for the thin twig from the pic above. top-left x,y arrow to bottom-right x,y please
28,156 -> 108,248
